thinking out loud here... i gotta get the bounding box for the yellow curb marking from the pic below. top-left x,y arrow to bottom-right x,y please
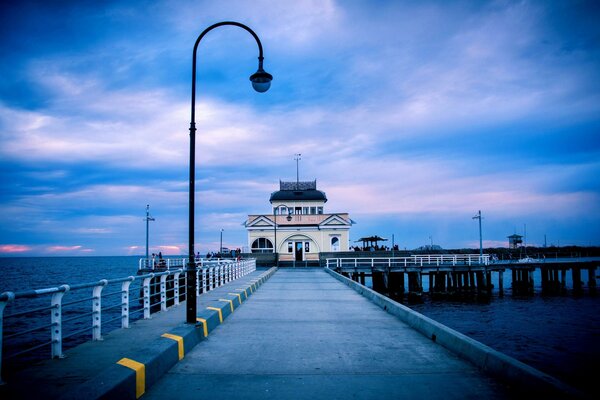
117,358 -> 145,399
228,292 -> 243,304
196,318 -> 208,337
207,306 -> 223,323
161,333 -> 184,360
235,288 -> 248,299
219,298 -> 234,313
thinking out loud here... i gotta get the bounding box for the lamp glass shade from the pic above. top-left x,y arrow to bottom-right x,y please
250,69 -> 273,93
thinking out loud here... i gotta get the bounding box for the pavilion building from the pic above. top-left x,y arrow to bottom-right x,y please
245,180 -> 354,263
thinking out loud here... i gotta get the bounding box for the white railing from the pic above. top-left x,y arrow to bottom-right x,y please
138,257 -> 243,271
325,254 -> 490,269
0,258 -> 256,382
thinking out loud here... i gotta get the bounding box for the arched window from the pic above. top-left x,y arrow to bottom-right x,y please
251,238 -> 274,253
331,237 -> 340,252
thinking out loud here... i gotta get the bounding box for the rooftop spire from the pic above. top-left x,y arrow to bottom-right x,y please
294,153 -> 301,185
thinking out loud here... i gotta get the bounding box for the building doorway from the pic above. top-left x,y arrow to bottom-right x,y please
295,242 -> 303,261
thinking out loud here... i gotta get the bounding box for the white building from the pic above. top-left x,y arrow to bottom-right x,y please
245,180 -> 353,262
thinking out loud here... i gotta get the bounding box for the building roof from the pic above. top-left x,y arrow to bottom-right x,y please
269,180 -> 328,203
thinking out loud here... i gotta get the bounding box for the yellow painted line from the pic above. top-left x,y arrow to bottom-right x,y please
229,292 -> 243,304
196,318 -> 208,337
117,358 -> 145,399
235,288 -> 248,299
207,306 -> 223,323
161,333 -> 184,360
219,298 -> 234,313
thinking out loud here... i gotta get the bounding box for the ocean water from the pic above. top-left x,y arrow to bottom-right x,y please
1,257 -> 599,397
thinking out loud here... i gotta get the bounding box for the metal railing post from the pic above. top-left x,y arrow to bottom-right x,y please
92,280 -> 107,341
121,277 -> 134,328
51,285 -> 70,357
173,271 -> 181,306
0,291 -> 15,383
202,268 -> 207,293
160,274 -> 168,312
142,274 -> 153,319
196,267 -> 201,296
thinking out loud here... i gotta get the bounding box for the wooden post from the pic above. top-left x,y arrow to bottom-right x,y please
572,268 -> 583,295
588,268 -> 597,294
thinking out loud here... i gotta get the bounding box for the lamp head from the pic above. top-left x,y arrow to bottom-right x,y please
250,67 -> 273,93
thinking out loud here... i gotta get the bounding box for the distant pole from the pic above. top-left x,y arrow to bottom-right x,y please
274,213 -> 278,266
220,228 -> 224,255
145,205 -> 155,261
294,153 -> 301,186
472,210 -> 482,260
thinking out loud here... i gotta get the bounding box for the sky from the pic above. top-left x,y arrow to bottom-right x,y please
0,0 -> 599,257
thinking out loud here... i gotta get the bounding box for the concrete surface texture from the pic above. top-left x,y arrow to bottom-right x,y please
144,268 -> 515,399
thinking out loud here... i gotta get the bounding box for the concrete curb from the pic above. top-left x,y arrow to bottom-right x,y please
324,267 -> 587,399
61,267 -> 278,400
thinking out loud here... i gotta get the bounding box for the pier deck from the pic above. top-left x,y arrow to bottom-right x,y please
143,268 -> 514,399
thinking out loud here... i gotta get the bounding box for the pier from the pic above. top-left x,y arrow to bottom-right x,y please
1,265 -> 587,399
327,255 -> 599,300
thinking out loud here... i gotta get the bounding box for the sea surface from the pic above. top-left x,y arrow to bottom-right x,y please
1,256 -> 599,397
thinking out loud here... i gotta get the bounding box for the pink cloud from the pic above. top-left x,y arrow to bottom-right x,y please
47,245 -> 83,252
0,244 -> 32,253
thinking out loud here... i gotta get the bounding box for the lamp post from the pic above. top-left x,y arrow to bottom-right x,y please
187,21 -> 272,324
472,210 -> 483,262
145,204 -> 155,262
273,212 -> 278,267
220,228 -> 224,256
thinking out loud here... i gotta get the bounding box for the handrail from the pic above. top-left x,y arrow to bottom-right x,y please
0,258 -> 256,382
325,254 -> 490,269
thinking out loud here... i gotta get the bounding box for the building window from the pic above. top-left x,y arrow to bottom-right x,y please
280,206 -> 287,215
317,207 -> 323,214
295,207 -> 301,214
251,238 -> 273,253
287,241 -> 293,253
273,207 -> 278,215
331,237 -> 340,252
310,207 -> 316,214
305,242 -> 310,253
303,207 -> 309,215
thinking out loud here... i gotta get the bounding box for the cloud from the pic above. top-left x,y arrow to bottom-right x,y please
46,245 -> 84,252
0,244 -> 32,253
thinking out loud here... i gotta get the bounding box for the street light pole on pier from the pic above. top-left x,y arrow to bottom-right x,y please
187,21 -> 272,324
145,205 -> 155,261
473,210 -> 483,261
220,228 -> 224,255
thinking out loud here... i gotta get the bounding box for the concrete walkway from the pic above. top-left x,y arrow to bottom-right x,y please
144,269 -> 515,399
1,269 -> 270,400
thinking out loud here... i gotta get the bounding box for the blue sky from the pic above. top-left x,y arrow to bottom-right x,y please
1,0 -> 599,256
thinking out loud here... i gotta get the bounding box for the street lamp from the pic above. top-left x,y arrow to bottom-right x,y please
472,210 -> 483,262
220,228 -> 224,256
144,204 -> 155,263
187,21 -> 272,324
